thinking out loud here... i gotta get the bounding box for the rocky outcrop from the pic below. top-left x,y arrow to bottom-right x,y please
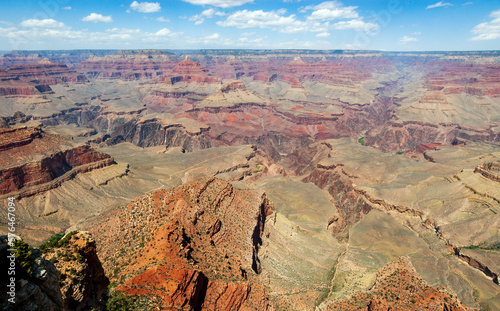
0,145 -> 113,196
474,161 -> 500,183
304,165 -> 372,238
166,58 -> 219,84
43,231 -> 109,311
86,177 -> 274,310
447,245 -> 499,285
325,257 -> 468,311
0,126 -> 114,196
0,126 -> 42,151
0,86 -> 39,96
104,118 -> 213,150
0,236 -> 63,311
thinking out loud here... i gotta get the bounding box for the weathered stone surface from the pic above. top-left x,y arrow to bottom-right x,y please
43,231 -> 109,311
86,177 -> 274,310
0,236 -> 63,311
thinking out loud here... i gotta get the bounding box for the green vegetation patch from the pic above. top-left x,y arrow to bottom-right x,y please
358,137 -> 365,145
106,290 -> 147,311
13,239 -> 34,277
39,231 -> 79,252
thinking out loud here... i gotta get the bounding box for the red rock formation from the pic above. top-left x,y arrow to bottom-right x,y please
415,142 -> 443,154
86,177 -> 274,310
0,85 -> 39,95
166,57 -> 219,84
0,126 -> 42,151
424,62 -> 500,97
0,61 -> 86,96
326,257 -> 469,311
0,127 -> 113,196
0,62 -> 87,85
206,57 -> 246,79
0,145 -> 113,196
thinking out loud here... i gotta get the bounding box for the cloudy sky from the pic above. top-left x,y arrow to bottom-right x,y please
0,0 -> 499,51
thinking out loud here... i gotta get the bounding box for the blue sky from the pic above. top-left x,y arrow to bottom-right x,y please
0,0 -> 499,51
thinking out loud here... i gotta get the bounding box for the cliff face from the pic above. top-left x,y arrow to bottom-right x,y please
0,144 -> 113,196
86,177 -> 274,310
43,231 -> 109,311
0,236 -> 63,311
0,127 -> 42,151
103,118 -> 213,151
0,127 -> 114,197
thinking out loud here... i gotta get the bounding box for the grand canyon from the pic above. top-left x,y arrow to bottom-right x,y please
0,48 -> 499,311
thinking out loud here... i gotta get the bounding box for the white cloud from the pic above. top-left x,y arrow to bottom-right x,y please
182,0 -> 253,8
316,31 -> 330,37
426,2 -> 453,9
20,19 -> 66,28
156,16 -> 170,22
471,9 -> 500,40
399,35 -> 419,44
462,2 -> 473,5
0,25 -> 181,49
130,1 -> 161,13
301,1 -> 359,21
331,20 -> 378,32
189,8 -> 226,25
216,9 -> 299,29
63,6 -> 71,10
412,31 -> 422,35
203,33 -> 220,40
82,13 -> 113,23
155,28 -> 172,36
237,36 -> 263,44
217,8 -> 377,34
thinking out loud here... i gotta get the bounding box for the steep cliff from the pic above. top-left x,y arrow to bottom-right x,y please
0,235 -> 63,311
43,231 -> 109,311
0,126 -> 115,197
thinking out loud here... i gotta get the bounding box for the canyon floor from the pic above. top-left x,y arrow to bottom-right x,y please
0,49 -> 499,310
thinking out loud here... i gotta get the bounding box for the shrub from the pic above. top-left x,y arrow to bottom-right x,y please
13,239 -> 33,277
358,137 -> 365,145
58,231 -> 79,247
39,231 -> 79,252
39,233 -> 65,252
106,291 -> 137,311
